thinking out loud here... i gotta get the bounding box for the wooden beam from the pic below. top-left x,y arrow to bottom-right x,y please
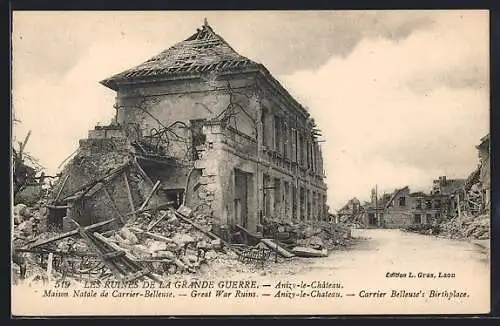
19,130 -> 32,156
92,232 -> 162,283
169,208 -> 228,245
128,227 -> 174,243
25,218 -> 116,249
261,239 -> 295,258
122,171 -> 136,220
102,184 -> 126,224
125,201 -> 175,216
133,157 -> 154,185
54,175 -> 69,202
138,180 -> 161,212
61,162 -> 130,201
146,211 -> 168,231
72,221 -> 124,280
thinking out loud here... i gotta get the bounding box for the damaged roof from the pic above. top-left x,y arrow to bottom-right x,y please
384,186 -> 410,209
100,21 -> 259,90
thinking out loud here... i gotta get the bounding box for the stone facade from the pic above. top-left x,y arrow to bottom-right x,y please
98,23 -> 328,233
382,187 -> 455,228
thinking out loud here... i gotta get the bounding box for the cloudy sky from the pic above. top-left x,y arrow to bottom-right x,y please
12,10 -> 489,209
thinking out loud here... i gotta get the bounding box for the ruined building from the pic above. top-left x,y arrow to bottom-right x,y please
48,22 -> 328,235
477,134 -> 490,209
342,182 -> 461,229
461,134 -> 490,216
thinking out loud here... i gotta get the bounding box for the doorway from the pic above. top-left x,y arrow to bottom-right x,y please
234,169 -> 249,228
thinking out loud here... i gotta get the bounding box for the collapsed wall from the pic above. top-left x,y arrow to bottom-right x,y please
46,126 -> 169,231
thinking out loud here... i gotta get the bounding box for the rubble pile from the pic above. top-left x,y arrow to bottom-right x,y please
114,208 -> 224,276
402,214 -> 490,240
262,218 -> 353,252
13,204 -> 45,239
439,215 -> 490,240
11,203 -> 233,284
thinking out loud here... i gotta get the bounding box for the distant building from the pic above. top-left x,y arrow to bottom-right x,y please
351,182 -> 458,229
430,176 -> 465,196
477,134 -> 490,209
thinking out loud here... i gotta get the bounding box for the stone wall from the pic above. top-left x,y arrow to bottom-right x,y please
383,189 -> 454,228
49,128 -> 164,230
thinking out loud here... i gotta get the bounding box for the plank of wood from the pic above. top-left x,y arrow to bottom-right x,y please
146,211 -> 168,231
16,248 -> 99,257
73,221 -> 125,280
122,171 -> 136,219
138,180 -> 161,211
102,184 -> 126,224
125,201 -> 174,216
92,232 -> 162,283
170,208 -> 227,244
128,227 -> 174,243
133,157 -> 154,185
25,218 -> 116,249
61,162 -> 130,201
235,224 -> 262,242
53,175 -> 69,202
260,238 -> 295,258
291,246 -> 327,258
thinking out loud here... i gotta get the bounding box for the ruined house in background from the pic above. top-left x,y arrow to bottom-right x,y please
359,188 -> 389,228
381,186 -> 458,228
461,134 -> 490,217
341,180 -> 461,229
48,21 -> 328,235
430,176 -> 465,197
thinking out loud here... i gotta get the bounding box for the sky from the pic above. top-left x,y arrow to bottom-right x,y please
12,10 -> 490,210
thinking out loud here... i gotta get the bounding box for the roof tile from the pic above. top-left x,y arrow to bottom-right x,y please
101,23 -> 258,89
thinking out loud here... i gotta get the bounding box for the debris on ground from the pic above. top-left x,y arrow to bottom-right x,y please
12,199 -> 355,285
261,218 -> 352,251
402,214 -> 490,241
439,214 -> 490,240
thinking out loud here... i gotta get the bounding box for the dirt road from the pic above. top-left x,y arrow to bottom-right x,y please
199,228 -> 489,280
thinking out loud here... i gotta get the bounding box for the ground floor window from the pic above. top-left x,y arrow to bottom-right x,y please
413,213 -> 422,224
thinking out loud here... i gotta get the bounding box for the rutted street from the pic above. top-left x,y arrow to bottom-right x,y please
200,229 -> 490,281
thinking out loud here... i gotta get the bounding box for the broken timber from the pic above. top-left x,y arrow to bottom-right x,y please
169,207 -> 228,245
146,211 -> 168,231
128,227 -> 174,243
102,184 -> 126,224
291,246 -> 328,258
138,180 -> 161,212
235,224 -> 262,246
71,219 -> 160,283
25,218 -> 116,249
122,171 -> 136,220
60,161 -> 130,202
260,239 -> 295,258
53,174 -> 69,202
125,201 -> 174,217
